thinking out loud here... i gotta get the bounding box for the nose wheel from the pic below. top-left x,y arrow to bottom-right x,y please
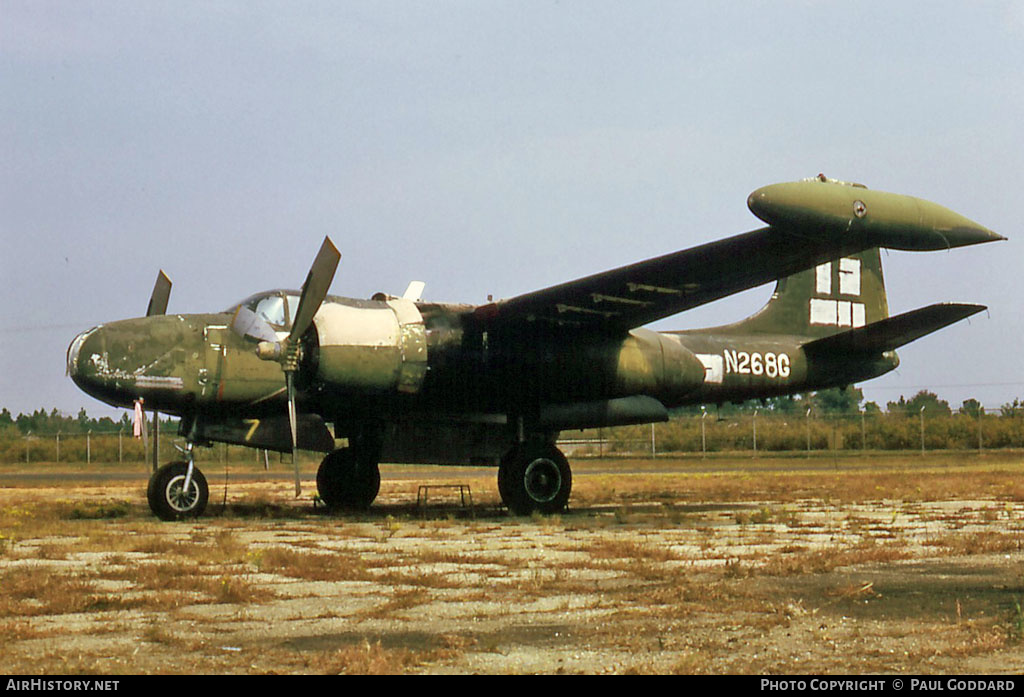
147,460 -> 209,521
498,443 -> 572,515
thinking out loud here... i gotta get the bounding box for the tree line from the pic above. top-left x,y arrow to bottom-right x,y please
0,407 -> 177,436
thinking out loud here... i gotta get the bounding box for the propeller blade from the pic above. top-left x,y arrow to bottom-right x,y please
289,237 -> 340,343
231,306 -> 280,343
146,271 -> 172,317
402,280 -> 425,302
286,372 -> 300,496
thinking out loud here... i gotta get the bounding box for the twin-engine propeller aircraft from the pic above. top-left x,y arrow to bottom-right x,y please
68,176 -> 1002,520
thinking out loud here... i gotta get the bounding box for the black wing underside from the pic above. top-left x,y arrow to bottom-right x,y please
472,224 -> 873,332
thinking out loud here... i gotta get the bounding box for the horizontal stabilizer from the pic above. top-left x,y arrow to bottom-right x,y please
803,303 -> 986,356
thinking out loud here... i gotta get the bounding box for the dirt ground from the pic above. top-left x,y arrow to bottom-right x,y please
2,455 -> 1024,675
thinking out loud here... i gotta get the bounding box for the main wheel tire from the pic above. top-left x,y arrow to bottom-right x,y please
147,461 -> 209,521
498,444 -> 571,515
316,448 -> 381,510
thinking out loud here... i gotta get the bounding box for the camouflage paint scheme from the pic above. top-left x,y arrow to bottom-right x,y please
67,176 -> 1003,516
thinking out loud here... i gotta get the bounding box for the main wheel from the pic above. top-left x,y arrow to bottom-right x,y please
316,448 -> 381,510
147,461 -> 209,521
498,444 -> 572,515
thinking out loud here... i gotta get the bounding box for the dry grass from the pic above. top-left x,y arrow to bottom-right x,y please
1,455 -> 1024,673
252,546 -> 375,582
924,531 -> 1024,555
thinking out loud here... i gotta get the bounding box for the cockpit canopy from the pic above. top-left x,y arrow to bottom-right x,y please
229,291 -> 302,331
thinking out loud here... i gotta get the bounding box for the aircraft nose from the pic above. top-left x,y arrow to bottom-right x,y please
67,326 -> 98,381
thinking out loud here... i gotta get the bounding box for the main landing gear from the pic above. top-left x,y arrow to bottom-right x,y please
498,442 -> 572,515
316,446 -> 381,510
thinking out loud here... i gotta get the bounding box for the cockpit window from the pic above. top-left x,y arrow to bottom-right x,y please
285,295 -> 301,326
252,294 -> 288,328
228,291 -> 302,330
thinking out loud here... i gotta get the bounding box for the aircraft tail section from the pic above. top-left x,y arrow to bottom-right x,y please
715,247 -> 890,338
802,303 -> 986,357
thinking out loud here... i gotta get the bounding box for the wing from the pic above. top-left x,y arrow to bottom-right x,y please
471,224 -> 873,332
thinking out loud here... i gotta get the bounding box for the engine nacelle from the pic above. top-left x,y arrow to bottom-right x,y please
614,329 -> 707,400
309,299 -> 428,394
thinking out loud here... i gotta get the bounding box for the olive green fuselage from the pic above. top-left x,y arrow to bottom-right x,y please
68,296 -> 894,432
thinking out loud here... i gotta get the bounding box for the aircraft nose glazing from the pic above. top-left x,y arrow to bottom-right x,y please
67,327 -> 97,379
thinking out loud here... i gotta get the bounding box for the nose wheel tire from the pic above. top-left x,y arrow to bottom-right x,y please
147,461 -> 209,521
498,444 -> 571,515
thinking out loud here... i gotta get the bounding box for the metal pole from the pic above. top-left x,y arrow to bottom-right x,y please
118,428 -> 123,464
978,407 -> 984,451
87,429 -> 92,465
25,431 -> 30,464
152,411 -> 159,473
701,408 -> 707,458
861,410 -> 866,451
806,409 -> 811,456
920,406 -> 926,455
752,408 -> 758,457
650,423 -> 656,458
56,431 -> 60,463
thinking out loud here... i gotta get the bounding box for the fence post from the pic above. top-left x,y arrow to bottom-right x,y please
152,411 -> 159,473
56,431 -> 60,463
752,408 -> 758,457
806,409 -> 812,456
87,429 -> 92,465
700,408 -> 707,458
25,431 -> 30,464
920,406 -> 926,455
118,428 -> 123,464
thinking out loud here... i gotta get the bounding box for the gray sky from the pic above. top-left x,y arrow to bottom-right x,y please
2,0 -> 1021,419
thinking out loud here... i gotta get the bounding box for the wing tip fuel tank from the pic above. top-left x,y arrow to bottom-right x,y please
747,176 -> 1004,250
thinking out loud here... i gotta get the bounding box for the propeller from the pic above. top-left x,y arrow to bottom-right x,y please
146,270 -> 172,317
231,237 -> 341,495
140,271 -> 171,464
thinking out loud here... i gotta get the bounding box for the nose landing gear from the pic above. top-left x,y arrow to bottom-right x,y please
147,446 -> 209,521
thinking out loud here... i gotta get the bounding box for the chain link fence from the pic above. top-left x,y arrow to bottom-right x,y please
0,429 -> 289,467
559,410 -> 1024,458
4,410 -> 1023,463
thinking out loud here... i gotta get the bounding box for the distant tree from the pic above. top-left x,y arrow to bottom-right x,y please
1001,398 -> 1023,417
960,398 -> 983,418
811,387 -> 864,414
887,390 -> 952,416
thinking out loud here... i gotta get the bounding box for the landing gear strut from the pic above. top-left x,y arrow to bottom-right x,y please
316,447 -> 381,510
498,442 -> 572,515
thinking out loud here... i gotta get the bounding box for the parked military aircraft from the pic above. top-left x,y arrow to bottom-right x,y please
68,176 -> 1002,520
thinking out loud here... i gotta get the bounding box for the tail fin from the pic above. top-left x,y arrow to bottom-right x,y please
718,247 -> 889,337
